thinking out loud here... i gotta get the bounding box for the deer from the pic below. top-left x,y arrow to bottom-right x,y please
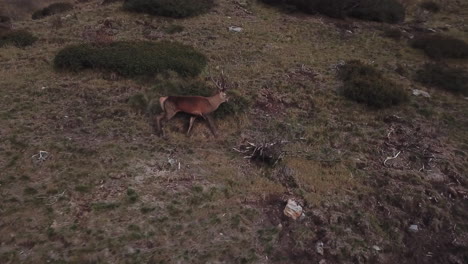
154,72 -> 229,137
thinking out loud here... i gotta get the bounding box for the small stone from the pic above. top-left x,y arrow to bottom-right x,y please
409,224 -> 419,232
284,199 -> 303,220
316,241 -> 324,255
412,89 -> 431,98
228,26 -> 243,32
319,260 -> 327,264
372,245 -> 381,251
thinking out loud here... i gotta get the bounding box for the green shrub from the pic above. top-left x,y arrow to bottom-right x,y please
54,41 -> 207,77
411,34 -> 468,59
123,0 -> 214,18
128,93 -> 149,114
214,90 -> 250,118
420,1 -> 440,12
260,0 -> 405,23
338,60 -> 409,108
0,30 -> 38,48
416,63 -> 468,95
32,2 -> 73,20
348,0 -> 405,24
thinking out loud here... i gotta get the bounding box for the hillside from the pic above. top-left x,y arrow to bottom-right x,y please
1,0 -> 467,263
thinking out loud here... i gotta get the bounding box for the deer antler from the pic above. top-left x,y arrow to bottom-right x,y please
210,70 -> 228,91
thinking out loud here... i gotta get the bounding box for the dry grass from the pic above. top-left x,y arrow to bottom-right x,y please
0,0 -> 467,263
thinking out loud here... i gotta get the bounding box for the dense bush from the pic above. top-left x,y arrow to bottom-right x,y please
416,63 -> 468,95
411,34 -> 468,59
32,2 -> 73,20
260,0 -> 405,23
123,0 -> 214,18
348,0 -> 405,24
0,30 -> 38,48
382,27 -> 402,40
54,41 -> 207,77
420,1 -> 440,12
214,90 -> 250,118
338,60 -> 409,108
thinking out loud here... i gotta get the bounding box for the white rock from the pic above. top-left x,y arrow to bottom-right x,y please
409,224 -> 419,232
412,89 -> 431,98
283,199 -> 303,220
316,241 -> 324,255
372,245 -> 381,251
228,26 -> 243,32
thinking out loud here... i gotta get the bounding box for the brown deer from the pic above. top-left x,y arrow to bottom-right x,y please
154,73 -> 229,137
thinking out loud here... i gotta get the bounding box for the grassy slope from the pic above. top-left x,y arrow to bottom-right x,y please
1,0 -> 467,263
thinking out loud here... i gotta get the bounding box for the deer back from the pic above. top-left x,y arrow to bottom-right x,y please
163,96 -> 215,115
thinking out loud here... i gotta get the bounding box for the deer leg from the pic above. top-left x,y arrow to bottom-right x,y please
204,114 -> 218,137
154,113 -> 166,136
187,116 -> 197,136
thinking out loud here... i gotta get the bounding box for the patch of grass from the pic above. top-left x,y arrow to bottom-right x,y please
128,93 -> 148,114
338,60 -> 409,108
24,187 -> 38,195
163,24 -> 184,34
419,1 -> 440,12
416,63 -> 468,95
91,202 -> 120,211
123,0 -> 214,18
0,30 -> 37,48
381,27 -> 402,40
54,41 -> 207,77
126,188 -> 139,203
75,185 -> 91,193
32,2 -> 73,20
411,34 -> 468,59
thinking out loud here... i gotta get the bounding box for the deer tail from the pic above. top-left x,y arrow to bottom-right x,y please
159,96 -> 168,112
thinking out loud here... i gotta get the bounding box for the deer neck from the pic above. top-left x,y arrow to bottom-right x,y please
207,93 -> 224,111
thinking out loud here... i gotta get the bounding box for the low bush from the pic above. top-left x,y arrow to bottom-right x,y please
416,63 -> 468,95
411,34 -> 468,59
260,0 -> 405,23
420,1 -> 440,12
348,0 -> 405,24
214,90 -> 250,118
338,60 -> 409,108
32,2 -> 73,20
123,0 -> 214,18
0,30 -> 37,48
54,41 -> 207,77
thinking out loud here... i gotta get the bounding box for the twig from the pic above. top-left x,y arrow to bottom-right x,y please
383,151 -> 401,167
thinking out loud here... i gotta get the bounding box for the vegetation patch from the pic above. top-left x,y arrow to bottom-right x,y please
411,34 -> 468,59
260,0 -> 405,23
338,60 -> 409,108
419,1 -> 440,12
0,30 -> 37,48
32,2 -> 73,20
163,24 -> 184,34
416,63 -> 468,95
54,41 -> 207,77
123,0 -> 214,18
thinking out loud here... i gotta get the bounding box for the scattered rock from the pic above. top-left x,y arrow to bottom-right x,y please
283,199 -> 303,220
409,224 -> 419,232
412,89 -> 431,98
372,245 -> 381,251
316,241 -> 324,255
228,26 -> 243,32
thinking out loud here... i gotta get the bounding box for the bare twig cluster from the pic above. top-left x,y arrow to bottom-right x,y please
233,140 -> 287,166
